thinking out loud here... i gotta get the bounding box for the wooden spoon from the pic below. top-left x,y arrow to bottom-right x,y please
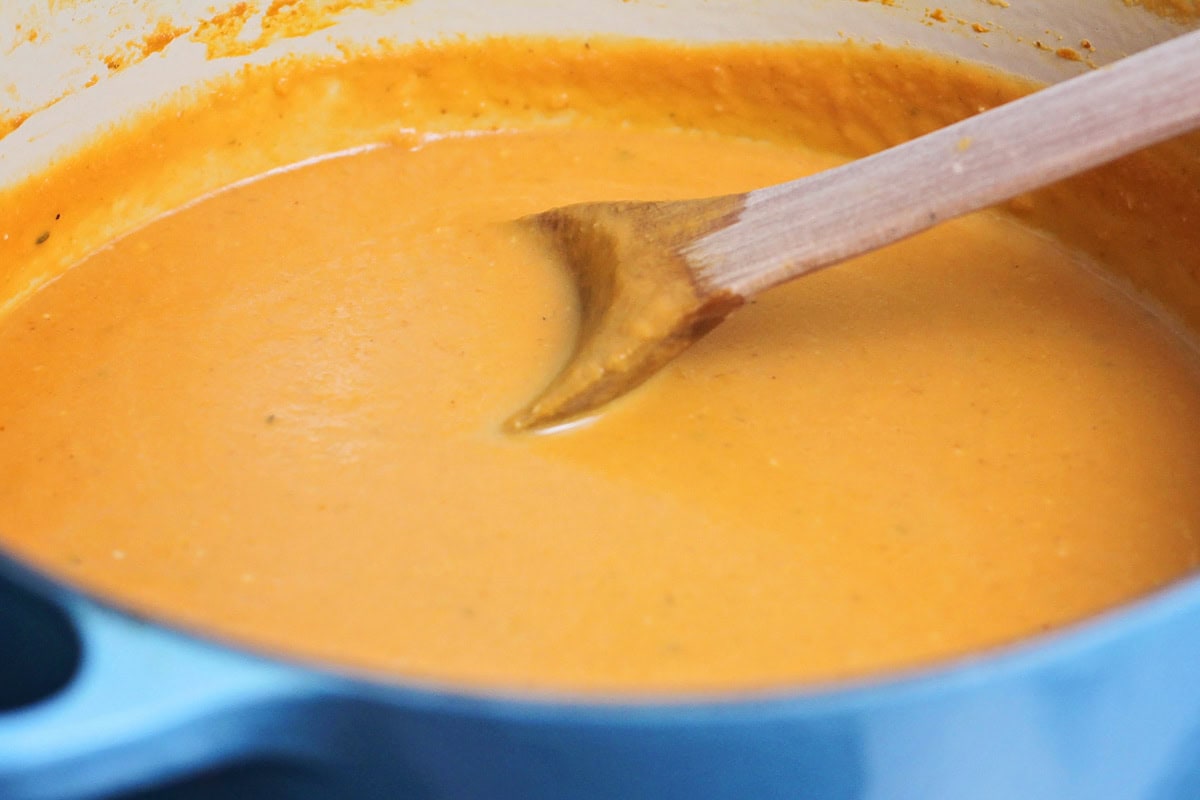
507,30 -> 1200,433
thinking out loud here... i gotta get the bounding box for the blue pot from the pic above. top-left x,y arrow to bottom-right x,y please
2,3 -> 1199,798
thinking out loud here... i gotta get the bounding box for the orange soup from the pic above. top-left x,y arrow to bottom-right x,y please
1,39 -> 1199,692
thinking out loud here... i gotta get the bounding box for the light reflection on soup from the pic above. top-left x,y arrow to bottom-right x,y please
1,39 -> 1198,692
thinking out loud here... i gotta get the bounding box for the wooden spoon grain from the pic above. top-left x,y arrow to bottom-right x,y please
507,29 -> 1200,433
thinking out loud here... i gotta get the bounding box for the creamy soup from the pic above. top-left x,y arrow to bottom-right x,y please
1,39 -> 1198,692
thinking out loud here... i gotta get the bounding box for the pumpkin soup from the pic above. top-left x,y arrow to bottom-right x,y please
1,39 -> 1198,692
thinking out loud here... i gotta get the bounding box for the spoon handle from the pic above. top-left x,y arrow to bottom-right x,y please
690,29 -> 1200,297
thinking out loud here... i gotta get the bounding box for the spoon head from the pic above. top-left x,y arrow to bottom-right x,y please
506,196 -> 745,433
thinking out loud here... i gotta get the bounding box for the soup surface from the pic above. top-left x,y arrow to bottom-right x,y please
2,39 -> 1199,692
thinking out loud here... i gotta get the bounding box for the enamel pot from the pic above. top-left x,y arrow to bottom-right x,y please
1,2 -> 1198,798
